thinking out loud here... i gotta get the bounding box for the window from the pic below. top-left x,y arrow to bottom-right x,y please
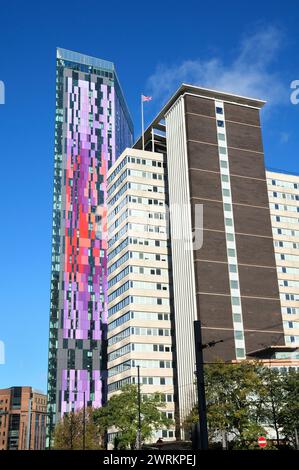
232,297 -> 240,306
216,107 -> 223,114
223,189 -> 230,197
225,218 -> 233,227
221,175 -> 229,183
236,348 -> 245,358
233,313 -> 242,323
230,280 -> 239,289
224,203 -> 232,212
229,264 -> 237,273
220,160 -> 228,168
235,330 -> 244,340
219,147 -> 227,155
228,248 -> 236,257
218,133 -> 226,141
217,120 -> 224,127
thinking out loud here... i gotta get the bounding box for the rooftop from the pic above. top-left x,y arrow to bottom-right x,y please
57,47 -> 114,71
134,83 -> 266,149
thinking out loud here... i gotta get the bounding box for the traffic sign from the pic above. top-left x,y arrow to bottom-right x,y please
258,436 -> 267,448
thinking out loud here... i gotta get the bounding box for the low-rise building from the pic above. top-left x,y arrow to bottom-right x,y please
0,386 -> 47,450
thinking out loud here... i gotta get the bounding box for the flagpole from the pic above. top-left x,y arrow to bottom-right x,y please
151,127 -> 154,152
141,95 -> 145,151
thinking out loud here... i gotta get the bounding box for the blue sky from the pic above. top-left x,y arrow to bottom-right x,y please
0,0 -> 298,392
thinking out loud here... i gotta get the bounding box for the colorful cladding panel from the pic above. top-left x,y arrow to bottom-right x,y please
48,51 -> 133,426
59,73 -> 114,413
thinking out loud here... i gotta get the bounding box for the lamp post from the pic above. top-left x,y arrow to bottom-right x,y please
48,406 -> 53,450
137,365 -> 142,450
83,391 -> 86,450
194,320 -> 223,450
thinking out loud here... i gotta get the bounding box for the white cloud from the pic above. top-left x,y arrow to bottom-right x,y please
147,26 -> 287,108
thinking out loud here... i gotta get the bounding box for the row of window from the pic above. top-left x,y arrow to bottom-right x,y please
107,169 -> 127,197
107,156 -> 128,184
108,295 -> 170,316
108,156 -> 165,187
108,182 -> 128,206
274,240 -> 299,249
281,293 -> 299,301
109,265 -> 168,289
129,209 -> 166,220
109,221 -> 167,245
129,169 -> 164,181
271,190 -> 299,201
129,222 -> 167,235
273,227 -> 299,237
285,335 -> 299,344
110,205 -> 167,231
108,359 -> 173,377
268,179 -> 299,190
108,311 -> 171,332
272,215 -> 299,225
282,306 -> 299,315
108,343 -> 172,362
279,279 -> 299,288
276,253 -> 299,262
127,155 -> 164,168
109,235 -> 168,258
108,280 -> 169,303
271,203 -> 299,213
108,237 -> 128,258
108,195 -> 128,222
108,325 -> 172,347
108,376 -> 173,393
108,181 -> 165,208
108,209 -> 128,233
108,251 -> 129,274
283,321 -> 299,329
130,181 -> 165,193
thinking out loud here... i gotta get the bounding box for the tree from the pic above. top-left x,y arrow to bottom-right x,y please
184,361 -> 271,449
94,384 -> 173,449
53,407 -> 102,449
259,367 -> 285,446
278,369 -> 299,448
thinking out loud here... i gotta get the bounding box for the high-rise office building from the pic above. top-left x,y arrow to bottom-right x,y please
267,170 -> 299,347
132,84 -> 285,426
106,148 -> 175,442
0,387 -> 47,450
47,48 -> 133,438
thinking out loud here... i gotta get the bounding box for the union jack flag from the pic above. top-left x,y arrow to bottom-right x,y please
141,95 -> 152,102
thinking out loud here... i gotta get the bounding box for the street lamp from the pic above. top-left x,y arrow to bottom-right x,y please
136,365 -> 142,450
47,407 -> 53,450
193,320 -> 223,450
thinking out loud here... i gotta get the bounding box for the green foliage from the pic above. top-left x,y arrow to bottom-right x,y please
277,369 -> 299,446
53,407 -> 102,450
94,384 -> 173,449
184,361 -> 299,449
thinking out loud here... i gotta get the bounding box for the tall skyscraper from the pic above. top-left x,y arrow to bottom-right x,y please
47,48 -> 133,438
267,170 -> 299,347
106,148 -> 175,443
131,84 -> 285,429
